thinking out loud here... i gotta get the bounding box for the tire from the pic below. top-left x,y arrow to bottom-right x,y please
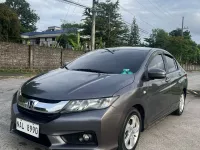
174,93 -> 185,116
118,108 -> 142,150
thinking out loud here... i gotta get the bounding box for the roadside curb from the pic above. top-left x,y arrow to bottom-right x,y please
188,89 -> 200,97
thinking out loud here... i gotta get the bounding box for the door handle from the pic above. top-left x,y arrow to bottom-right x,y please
165,77 -> 171,82
178,72 -> 182,76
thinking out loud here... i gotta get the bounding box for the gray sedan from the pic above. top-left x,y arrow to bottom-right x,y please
10,47 -> 188,150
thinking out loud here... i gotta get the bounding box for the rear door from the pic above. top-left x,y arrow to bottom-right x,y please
163,54 -> 181,107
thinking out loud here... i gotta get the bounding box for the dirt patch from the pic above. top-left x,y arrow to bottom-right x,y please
0,76 -> 33,80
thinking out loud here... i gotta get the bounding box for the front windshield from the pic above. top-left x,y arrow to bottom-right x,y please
67,49 -> 148,74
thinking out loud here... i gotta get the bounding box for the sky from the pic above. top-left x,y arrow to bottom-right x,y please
1,0 -> 200,43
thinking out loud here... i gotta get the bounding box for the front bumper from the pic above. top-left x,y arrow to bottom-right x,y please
10,95 -> 122,150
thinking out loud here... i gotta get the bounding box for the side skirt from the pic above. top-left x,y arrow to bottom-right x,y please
144,102 -> 179,130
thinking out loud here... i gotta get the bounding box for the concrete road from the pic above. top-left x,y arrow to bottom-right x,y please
187,71 -> 200,91
0,72 -> 200,150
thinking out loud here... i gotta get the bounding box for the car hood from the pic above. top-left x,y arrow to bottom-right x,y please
22,69 -> 134,101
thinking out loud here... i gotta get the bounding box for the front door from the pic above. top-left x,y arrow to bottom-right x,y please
144,53 -> 170,123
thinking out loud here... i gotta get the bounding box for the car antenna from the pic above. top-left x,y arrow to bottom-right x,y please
105,48 -> 114,54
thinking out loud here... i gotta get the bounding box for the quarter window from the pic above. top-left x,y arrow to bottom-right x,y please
148,55 -> 165,70
165,55 -> 177,73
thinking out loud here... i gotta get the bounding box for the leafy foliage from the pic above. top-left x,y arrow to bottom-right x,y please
68,33 -> 83,51
144,29 -> 168,49
144,28 -> 200,64
57,33 -> 83,50
61,22 -> 83,29
56,34 -> 68,49
169,28 -> 191,39
0,4 -> 20,42
5,0 -> 40,33
129,17 -> 140,46
96,37 -> 104,49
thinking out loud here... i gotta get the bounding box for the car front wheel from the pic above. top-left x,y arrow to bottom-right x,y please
118,108 -> 141,150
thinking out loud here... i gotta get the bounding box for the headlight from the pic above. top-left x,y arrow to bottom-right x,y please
16,87 -> 22,100
18,87 -> 22,96
61,97 -> 119,113
12,87 -> 22,104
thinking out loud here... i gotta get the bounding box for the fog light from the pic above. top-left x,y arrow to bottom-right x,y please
61,132 -> 97,145
83,134 -> 92,141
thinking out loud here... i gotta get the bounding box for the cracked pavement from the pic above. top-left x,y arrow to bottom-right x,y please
0,72 -> 200,150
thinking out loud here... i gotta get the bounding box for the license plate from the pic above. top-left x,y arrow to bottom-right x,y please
16,118 -> 39,138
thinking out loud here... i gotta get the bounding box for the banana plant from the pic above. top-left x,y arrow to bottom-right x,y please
68,32 -> 83,51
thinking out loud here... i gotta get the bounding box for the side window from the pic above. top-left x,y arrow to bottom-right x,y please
174,59 -> 178,69
148,55 -> 165,70
165,55 -> 177,73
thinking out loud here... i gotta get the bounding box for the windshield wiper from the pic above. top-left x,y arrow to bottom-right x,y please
64,66 -> 69,70
73,69 -> 108,73
105,48 -> 114,54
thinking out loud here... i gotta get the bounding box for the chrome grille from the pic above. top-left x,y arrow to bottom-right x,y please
17,95 -> 68,114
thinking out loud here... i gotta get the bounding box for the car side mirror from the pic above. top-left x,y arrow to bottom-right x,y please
61,62 -> 69,68
148,68 -> 166,79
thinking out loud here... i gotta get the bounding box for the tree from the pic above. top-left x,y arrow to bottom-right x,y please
166,36 -> 185,62
144,29 -> 168,49
143,27 -> 200,65
56,34 -> 68,49
68,32 -> 83,51
145,29 -> 170,54
82,0 -> 129,47
169,28 -> 191,39
5,0 -> 40,33
167,28 -> 197,63
144,29 -> 158,47
0,4 -> 20,42
61,22 -> 83,29
155,29 -> 169,49
144,28 -> 200,64
129,17 -> 140,46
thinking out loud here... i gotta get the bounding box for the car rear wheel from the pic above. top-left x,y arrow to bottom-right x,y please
118,108 -> 141,150
174,93 -> 185,116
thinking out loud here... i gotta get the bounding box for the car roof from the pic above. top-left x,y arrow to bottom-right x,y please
151,48 -> 172,56
99,47 -> 173,57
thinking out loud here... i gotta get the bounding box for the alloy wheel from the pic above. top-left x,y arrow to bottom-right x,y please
124,115 -> 140,150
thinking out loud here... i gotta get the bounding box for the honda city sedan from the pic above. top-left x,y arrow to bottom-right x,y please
10,47 -> 188,150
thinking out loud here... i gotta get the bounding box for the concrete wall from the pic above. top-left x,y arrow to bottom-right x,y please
1,42 -> 200,71
0,42 -> 29,69
0,42 -> 84,70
